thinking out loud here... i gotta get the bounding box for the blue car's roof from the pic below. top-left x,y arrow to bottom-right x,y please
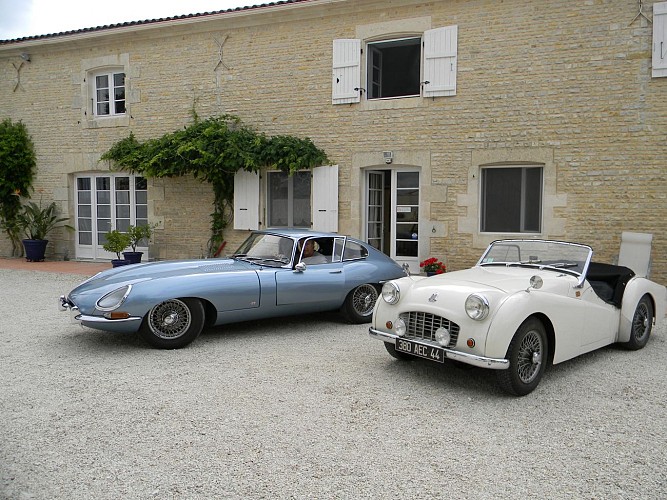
258,228 -> 352,240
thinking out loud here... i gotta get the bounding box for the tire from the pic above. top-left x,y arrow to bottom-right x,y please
622,295 -> 653,351
342,284 -> 378,324
496,318 -> 547,396
139,298 -> 205,349
384,341 -> 411,360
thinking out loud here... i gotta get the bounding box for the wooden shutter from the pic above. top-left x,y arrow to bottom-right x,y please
233,170 -> 259,230
653,2 -> 667,77
423,26 -> 458,98
332,39 -> 361,104
312,165 -> 339,232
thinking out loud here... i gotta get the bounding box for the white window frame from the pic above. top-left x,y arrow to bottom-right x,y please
332,25 -> 457,104
92,70 -> 126,117
653,2 -> 667,77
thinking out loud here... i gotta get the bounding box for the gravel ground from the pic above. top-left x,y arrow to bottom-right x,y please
1,268 -> 666,500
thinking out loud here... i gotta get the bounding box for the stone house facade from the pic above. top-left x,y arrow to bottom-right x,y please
1,0 -> 665,282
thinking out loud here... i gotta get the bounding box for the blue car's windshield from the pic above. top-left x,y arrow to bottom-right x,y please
232,233 -> 294,267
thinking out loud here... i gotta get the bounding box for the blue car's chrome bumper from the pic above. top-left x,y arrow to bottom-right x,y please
59,295 -> 142,332
369,327 -> 509,370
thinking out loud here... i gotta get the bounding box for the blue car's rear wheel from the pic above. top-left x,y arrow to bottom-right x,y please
342,284 -> 379,324
139,298 -> 205,349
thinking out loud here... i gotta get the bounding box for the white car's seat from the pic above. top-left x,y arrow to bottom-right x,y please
618,231 -> 653,278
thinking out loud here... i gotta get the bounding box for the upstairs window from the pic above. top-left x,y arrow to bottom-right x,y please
480,166 -> 543,233
332,25 -> 457,104
94,71 -> 126,116
267,171 -> 312,228
367,37 -> 421,99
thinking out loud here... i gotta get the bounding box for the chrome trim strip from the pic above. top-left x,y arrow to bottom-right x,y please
369,327 -> 509,370
78,314 -> 143,324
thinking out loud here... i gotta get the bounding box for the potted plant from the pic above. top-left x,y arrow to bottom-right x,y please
103,229 -> 132,267
16,200 -> 72,262
420,257 -> 446,277
122,224 -> 153,264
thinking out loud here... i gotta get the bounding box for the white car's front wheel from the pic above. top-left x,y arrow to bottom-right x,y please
496,318 -> 548,397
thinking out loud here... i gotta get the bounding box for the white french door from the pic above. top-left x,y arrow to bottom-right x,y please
75,174 -> 147,259
365,169 -> 420,273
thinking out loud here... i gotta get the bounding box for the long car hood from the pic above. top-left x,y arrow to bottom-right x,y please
77,258 -> 256,289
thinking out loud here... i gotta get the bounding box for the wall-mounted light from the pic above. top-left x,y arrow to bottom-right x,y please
383,151 -> 393,164
20,53 -> 31,62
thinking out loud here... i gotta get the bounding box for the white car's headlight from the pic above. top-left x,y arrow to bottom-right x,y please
382,282 -> 400,304
465,293 -> 489,321
96,285 -> 132,311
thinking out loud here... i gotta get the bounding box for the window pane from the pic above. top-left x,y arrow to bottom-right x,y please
293,171 -> 311,228
97,191 -> 110,204
116,205 -> 130,218
97,103 -> 110,115
116,219 -> 130,232
78,191 -> 91,204
77,178 -> 91,190
78,206 -> 91,218
396,189 -> 418,206
97,177 -> 110,190
115,100 -> 126,114
113,73 -> 125,86
115,177 -> 130,190
524,168 -> 542,232
98,219 -> 111,232
79,232 -> 92,245
396,240 -> 418,257
78,218 -> 91,231
97,205 -> 111,218
136,206 -> 147,219
136,177 -> 147,190
96,75 -> 108,87
135,191 -> 147,204
396,207 -> 418,223
396,171 -> 419,188
116,191 -> 130,204
268,172 -> 289,227
396,223 -> 419,240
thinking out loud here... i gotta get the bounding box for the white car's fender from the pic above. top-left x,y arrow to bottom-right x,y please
618,277 -> 667,343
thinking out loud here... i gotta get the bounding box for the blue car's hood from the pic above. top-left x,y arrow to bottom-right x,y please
77,258 -> 257,290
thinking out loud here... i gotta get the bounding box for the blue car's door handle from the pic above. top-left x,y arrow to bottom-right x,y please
329,270 -> 342,274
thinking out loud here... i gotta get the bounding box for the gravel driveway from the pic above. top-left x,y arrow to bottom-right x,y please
1,268 -> 666,499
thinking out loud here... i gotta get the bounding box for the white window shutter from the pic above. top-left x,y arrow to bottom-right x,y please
332,39 -> 361,104
312,165 -> 338,233
653,2 -> 667,77
423,26 -> 458,97
233,170 -> 259,230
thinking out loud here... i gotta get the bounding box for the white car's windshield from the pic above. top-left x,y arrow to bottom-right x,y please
478,240 -> 592,277
233,233 -> 294,266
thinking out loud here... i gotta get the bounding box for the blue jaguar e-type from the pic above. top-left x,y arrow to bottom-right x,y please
60,229 -> 407,349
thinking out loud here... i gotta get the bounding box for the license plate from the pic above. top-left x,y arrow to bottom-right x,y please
395,338 -> 445,363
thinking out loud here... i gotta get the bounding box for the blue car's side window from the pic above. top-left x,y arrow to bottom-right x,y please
343,241 -> 368,261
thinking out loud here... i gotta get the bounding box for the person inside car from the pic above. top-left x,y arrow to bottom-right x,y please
299,239 -> 327,265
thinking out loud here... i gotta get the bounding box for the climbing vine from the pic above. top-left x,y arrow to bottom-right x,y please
0,119 -> 36,256
101,115 -> 328,254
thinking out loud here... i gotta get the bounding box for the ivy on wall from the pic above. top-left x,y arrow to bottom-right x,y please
0,119 -> 36,256
101,115 -> 329,254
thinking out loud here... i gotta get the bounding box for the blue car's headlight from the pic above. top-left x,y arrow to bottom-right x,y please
465,293 -> 489,321
96,285 -> 132,311
382,281 -> 400,304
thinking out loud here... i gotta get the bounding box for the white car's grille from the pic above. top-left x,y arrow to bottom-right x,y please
399,311 -> 460,347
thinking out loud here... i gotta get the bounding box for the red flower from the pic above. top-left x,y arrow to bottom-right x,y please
420,257 -> 446,274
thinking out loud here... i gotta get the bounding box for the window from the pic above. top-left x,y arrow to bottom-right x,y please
233,165 -> 338,232
94,71 -> 126,116
75,174 -> 147,258
332,25 -> 457,104
480,167 -> 543,233
267,171 -> 312,228
367,38 -> 421,99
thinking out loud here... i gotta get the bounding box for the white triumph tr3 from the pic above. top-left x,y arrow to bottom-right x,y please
369,236 -> 666,396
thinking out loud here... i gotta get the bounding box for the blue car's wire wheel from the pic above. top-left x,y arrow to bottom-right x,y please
140,298 -> 205,348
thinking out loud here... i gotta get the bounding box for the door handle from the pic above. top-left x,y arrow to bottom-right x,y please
329,270 -> 342,274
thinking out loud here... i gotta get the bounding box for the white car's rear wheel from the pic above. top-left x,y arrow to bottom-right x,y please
622,295 -> 653,351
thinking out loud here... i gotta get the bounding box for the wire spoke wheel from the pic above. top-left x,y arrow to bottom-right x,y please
352,284 -> 378,316
516,330 -> 543,384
